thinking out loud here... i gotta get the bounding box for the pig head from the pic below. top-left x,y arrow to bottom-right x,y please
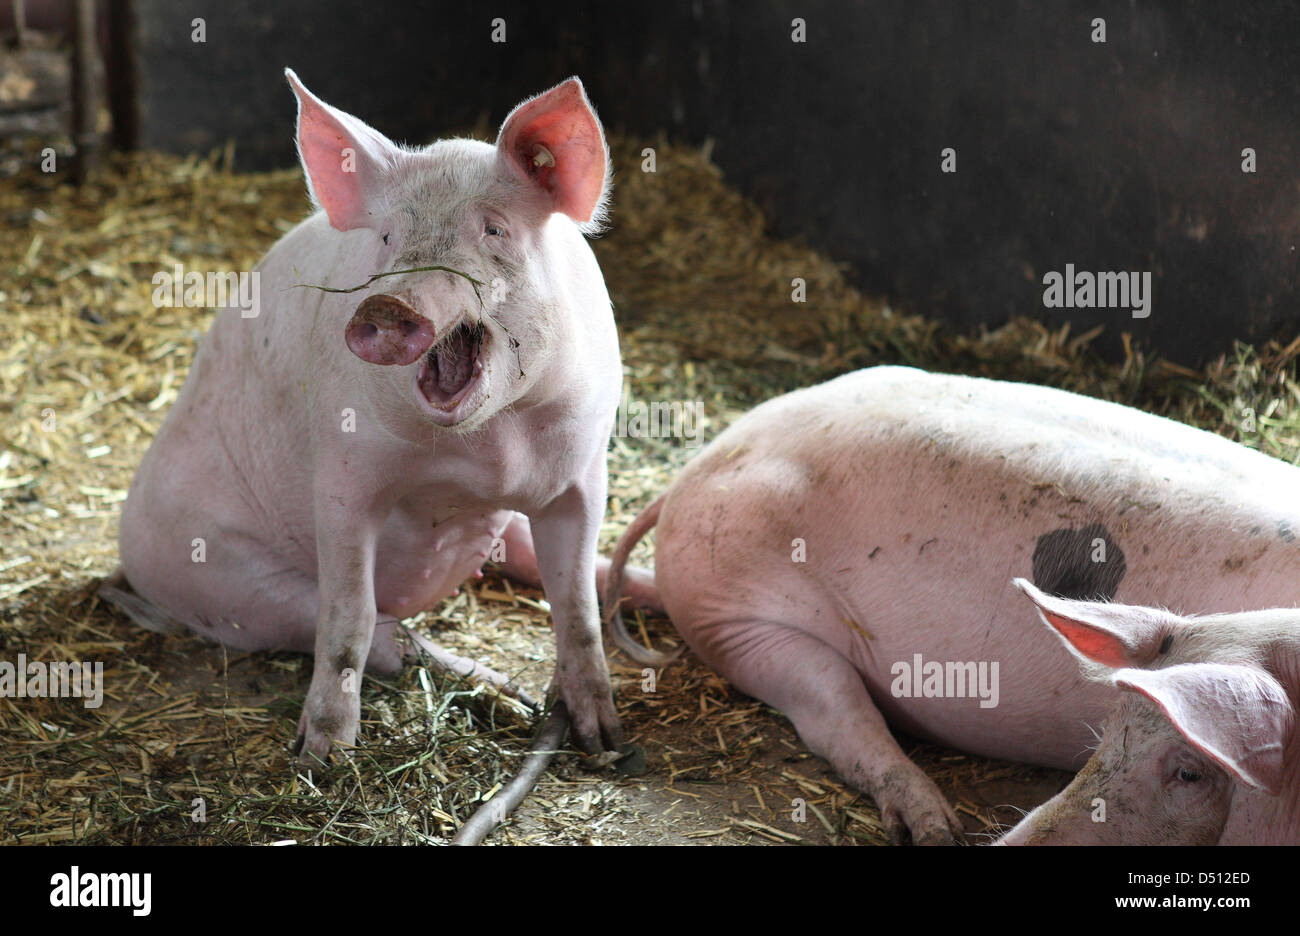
997,579 -> 1300,845
287,68 -> 611,432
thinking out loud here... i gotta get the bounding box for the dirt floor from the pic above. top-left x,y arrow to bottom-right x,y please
1,131 -> 1294,846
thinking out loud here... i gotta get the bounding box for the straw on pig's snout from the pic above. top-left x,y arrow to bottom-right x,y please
296,265 -> 527,375
292,265 -> 487,306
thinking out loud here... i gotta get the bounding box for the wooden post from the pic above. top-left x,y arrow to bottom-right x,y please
71,0 -> 98,182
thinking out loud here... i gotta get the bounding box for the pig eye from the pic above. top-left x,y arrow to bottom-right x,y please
1176,767 -> 1203,783
484,222 -> 504,237
1158,635 -> 1173,654
382,233 -> 390,245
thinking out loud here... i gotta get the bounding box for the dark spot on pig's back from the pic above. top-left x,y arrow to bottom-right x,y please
1031,523 -> 1126,601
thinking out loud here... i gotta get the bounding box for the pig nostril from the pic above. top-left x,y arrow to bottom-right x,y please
399,320 -> 419,336
359,323 -> 378,341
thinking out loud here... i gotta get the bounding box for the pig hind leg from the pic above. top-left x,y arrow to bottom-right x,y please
137,564 -> 542,707
104,567 -> 416,678
111,554 -> 539,706
375,620 -> 541,711
695,621 -> 961,844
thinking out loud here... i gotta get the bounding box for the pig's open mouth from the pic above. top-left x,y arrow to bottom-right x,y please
417,319 -> 486,414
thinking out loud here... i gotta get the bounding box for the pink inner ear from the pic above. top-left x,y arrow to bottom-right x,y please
498,79 -> 606,223
287,70 -> 392,232
299,110 -> 368,230
1042,610 -> 1132,667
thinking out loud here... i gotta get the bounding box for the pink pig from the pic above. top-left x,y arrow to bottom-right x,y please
108,71 -> 634,768
996,580 -> 1299,845
605,366 -> 1300,843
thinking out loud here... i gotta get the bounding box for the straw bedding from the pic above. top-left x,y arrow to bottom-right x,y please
1,133 -> 1296,844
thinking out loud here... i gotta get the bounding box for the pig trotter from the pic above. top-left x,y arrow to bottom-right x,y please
292,673 -> 362,775
551,656 -> 623,754
872,764 -> 963,845
450,703 -> 570,845
693,624 -> 963,845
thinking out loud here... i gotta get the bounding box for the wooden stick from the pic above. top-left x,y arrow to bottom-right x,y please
450,704 -> 569,846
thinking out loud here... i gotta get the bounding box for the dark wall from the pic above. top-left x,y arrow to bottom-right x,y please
127,0 -> 1300,366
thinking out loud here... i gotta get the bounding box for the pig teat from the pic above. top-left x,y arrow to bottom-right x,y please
344,293 -> 437,366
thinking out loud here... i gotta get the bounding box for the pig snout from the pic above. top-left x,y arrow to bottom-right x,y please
345,294 -> 436,366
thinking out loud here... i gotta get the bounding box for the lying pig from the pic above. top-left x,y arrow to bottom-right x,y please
107,71 -> 629,768
604,365 -> 1300,843
996,580 -> 1298,845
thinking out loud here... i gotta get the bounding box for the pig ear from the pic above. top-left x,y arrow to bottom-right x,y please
496,77 -> 610,228
286,68 -> 401,232
1013,578 -> 1170,668
1113,663 -> 1295,795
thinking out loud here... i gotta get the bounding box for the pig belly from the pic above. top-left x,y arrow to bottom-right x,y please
654,482 -> 1110,769
371,505 -> 516,618
119,410 -> 511,645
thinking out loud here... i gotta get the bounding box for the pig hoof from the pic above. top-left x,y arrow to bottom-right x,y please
292,719 -> 336,775
873,767 -> 963,846
880,804 -> 960,846
554,674 -> 624,755
292,699 -> 358,777
292,732 -> 334,777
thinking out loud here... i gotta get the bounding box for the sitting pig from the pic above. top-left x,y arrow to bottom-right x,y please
108,71 -> 628,768
996,580 -> 1298,845
604,365 -> 1300,843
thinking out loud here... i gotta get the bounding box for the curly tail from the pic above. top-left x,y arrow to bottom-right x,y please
602,492 -> 680,666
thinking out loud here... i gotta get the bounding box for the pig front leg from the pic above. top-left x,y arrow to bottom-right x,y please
293,493 -> 382,770
528,481 -> 623,754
